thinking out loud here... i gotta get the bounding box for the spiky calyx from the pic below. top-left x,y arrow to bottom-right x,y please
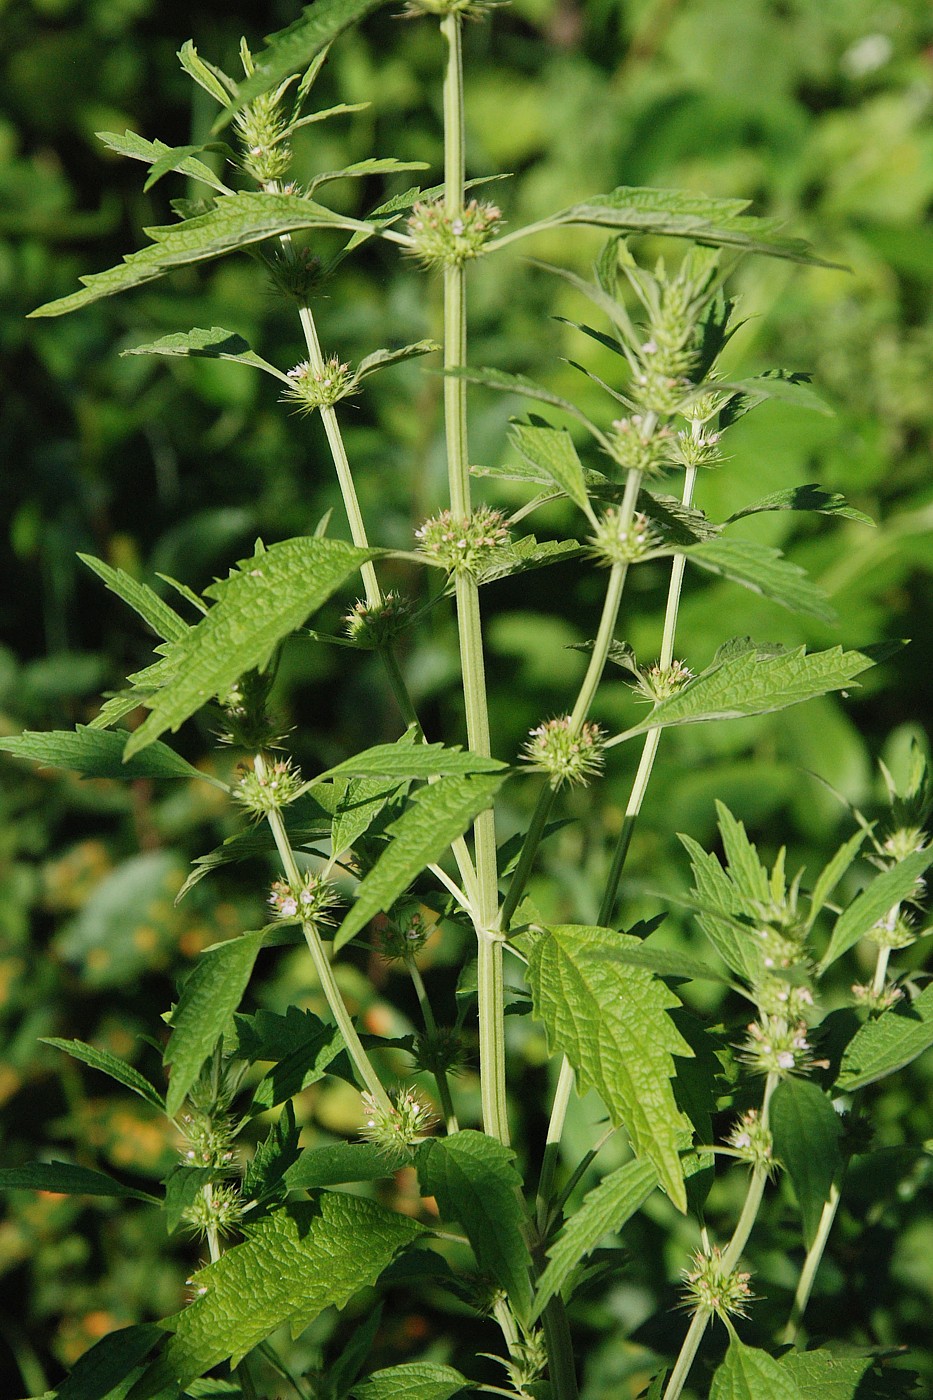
406,199 -> 502,269
281,357 -> 358,414
681,1246 -> 753,1323
521,715 -> 606,789
415,506 -> 509,575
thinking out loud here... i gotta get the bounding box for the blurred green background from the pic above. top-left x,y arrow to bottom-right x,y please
3,0 -> 933,1395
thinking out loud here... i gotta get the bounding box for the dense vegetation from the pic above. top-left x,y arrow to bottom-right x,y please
2,1 -> 933,1397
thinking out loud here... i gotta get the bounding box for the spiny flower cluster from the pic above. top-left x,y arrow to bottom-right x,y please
234,84 -> 293,185
522,715 -> 606,789
755,977 -> 814,1021
588,508 -> 660,566
725,1108 -> 774,1171
674,424 -> 724,471
607,414 -> 676,476
413,1026 -> 466,1078
401,0 -> 498,17
234,757 -> 303,817
406,199 -> 502,269
282,356 -> 358,414
178,1107 -> 238,1173
681,1246 -> 753,1322
630,658 -> 694,703
359,1087 -> 437,1157
375,901 -> 432,962
740,1015 -> 816,1078
344,591 -> 414,648
269,871 -> 341,927
181,1182 -> 244,1239
851,980 -> 904,1013
264,243 -> 325,303
415,505 -> 509,574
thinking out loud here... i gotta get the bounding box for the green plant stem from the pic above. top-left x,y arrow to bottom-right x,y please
662,1073 -> 778,1400
408,957 -> 459,1132
438,11 -> 505,1145
255,752 -> 391,1113
782,1177 -> 842,1345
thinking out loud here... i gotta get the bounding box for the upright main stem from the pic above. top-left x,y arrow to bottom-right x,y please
440,12 -> 507,1146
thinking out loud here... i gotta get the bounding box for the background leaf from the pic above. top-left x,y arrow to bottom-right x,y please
836,985 -> 933,1091
770,1078 -> 843,1248
0,1161 -> 158,1204
351,1362 -> 469,1400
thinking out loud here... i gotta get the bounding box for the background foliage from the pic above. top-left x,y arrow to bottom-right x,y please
2,0 -> 933,1395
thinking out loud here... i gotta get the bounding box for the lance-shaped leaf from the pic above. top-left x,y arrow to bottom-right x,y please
710,372 -> 833,417
770,1079 -> 842,1248
97,130 -> 232,195
30,193 -> 378,318
41,1037 -> 165,1111
681,539 -> 836,622
80,553 -> 190,641
308,157 -> 429,196
312,739 -> 506,785
124,538 -> 378,758
727,484 -> 873,526
533,1158 -> 658,1318
127,1197 -> 423,1397
334,772 -> 507,950
355,340 -> 440,380
494,184 -> 842,269
710,1339 -> 802,1400
837,984 -> 933,1091
0,1161 -> 159,1205
527,925 -> 694,1212
123,326 -> 289,382
0,727 -> 222,788
220,0 -> 392,120
417,1131 -> 533,1325
819,847 -> 933,970
509,422 -> 592,518
53,1323 -> 164,1400
164,930 -> 266,1117
352,1362 -> 470,1400
331,774 -> 408,855
609,640 -> 883,746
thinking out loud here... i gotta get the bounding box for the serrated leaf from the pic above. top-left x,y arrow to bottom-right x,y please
713,372 -> 833,417
97,130 -> 231,195
284,1141 -> 398,1191
770,1079 -> 842,1248
220,0 -> 392,121
41,1038 -> 165,1111
124,538 -> 378,758
177,41 -> 238,104
727,484 -> 873,526
779,1349 -> 917,1398
635,490 -> 721,545
509,422 -> 591,516
836,984 -> 933,1091
819,849 -> 933,969
243,1102 -> 301,1204
314,740 -> 506,785
334,772 -> 506,950
128,1197 -> 423,1397
164,931 -> 266,1117
612,643 -> 880,745
356,339 -> 439,379
498,185 -> 841,269
595,938 -> 732,984
533,1158 -> 657,1318
527,925 -> 693,1211
710,1338 -> 802,1400
416,1131 -> 533,1324
682,539 -> 836,622
79,554 -> 189,642
53,1324 -> 164,1400
123,327 -> 288,382
249,1021 -> 345,1111
0,1161 -> 158,1204
0,728 -> 218,787
473,534 -> 585,587
352,1362 -> 469,1400
678,836 -> 763,984
30,193 -> 377,318
308,157 -> 429,196
331,774 -> 407,855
